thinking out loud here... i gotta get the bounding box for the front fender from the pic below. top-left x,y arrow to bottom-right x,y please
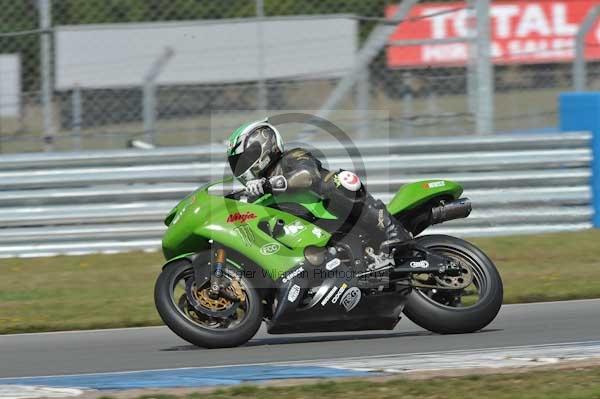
162,251 -> 212,287
162,252 -> 195,270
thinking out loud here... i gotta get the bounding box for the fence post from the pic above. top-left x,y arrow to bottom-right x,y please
255,0 -> 268,111
474,0 -> 493,135
39,0 -> 54,151
142,47 -> 174,145
573,5 -> 600,92
559,92 -> 600,227
72,84 -> 82,150
355,65 -> 369,139
402,72 -> 414,136
466,0 -> 477,115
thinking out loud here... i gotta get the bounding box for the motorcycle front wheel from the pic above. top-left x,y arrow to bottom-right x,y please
402,234 -> 503,334
154,257 -> 263,348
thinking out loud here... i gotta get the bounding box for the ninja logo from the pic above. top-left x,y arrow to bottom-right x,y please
227,212 -> 257,223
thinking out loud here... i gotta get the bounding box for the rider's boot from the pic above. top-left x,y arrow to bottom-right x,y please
359,196 -> 416,270
362,197 -> 413,250
378,209 -> 414,255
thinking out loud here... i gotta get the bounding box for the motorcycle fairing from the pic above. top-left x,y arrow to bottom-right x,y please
257,192 -> 338,220
255,180 -> 463,222
162,178 -> 466,280
268,259 -> 410,334
162,183 -> 331,278
387,179 -> 463,216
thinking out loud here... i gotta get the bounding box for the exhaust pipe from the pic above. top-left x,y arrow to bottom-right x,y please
430,198 -> 472,225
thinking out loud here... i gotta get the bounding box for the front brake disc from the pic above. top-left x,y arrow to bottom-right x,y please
185,278 -> 240,318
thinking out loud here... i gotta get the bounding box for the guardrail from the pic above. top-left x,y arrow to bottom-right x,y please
0,132 -> 592,258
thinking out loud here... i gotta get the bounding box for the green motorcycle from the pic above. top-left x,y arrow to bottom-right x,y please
154,177 -> 503,348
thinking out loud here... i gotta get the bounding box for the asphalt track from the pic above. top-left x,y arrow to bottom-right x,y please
1,299 -> 599,379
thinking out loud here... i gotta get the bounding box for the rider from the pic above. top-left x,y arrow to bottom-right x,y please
226,118 -> 414,261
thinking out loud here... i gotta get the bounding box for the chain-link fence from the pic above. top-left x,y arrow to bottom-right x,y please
0,0 -> 599,153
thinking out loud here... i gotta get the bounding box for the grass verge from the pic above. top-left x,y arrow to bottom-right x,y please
1,230 -> 599,334
97,366 -> 600,399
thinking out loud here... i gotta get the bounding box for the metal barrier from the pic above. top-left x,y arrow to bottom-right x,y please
0,132 -> 592,258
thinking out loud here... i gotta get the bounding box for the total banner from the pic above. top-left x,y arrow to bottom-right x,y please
386,1 -> 600,68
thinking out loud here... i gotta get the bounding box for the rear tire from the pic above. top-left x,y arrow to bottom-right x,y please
154,258 -> 263,348
403,235 -> 503,334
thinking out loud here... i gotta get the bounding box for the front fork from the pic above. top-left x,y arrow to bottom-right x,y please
189,242 -> 228,297
207,245 -> 227,298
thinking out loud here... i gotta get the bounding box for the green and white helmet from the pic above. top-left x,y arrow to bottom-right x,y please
227,119 -> 284,184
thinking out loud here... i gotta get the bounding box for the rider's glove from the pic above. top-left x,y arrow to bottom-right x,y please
245,178 -> 267,196
269,175 -> 288,194
244,176 -> 287,196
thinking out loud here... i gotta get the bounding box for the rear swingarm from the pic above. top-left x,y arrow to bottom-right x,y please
393,247 -> 460,275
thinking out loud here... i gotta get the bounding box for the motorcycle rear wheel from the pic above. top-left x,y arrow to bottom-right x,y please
402,234 -> 503,334
154,257 -> 263,348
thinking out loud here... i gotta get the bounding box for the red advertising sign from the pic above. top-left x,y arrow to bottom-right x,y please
386,1 -> 600,68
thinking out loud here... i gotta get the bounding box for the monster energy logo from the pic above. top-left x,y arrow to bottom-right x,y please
234,225 -> 255,246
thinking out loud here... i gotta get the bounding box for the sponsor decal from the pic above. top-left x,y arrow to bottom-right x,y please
260,242 -> 281,255
340,287 -> 361,312
331,283 -> 348,304
234,224 -> 255,246
335,170 -> 361,191
386,2 -> 600,68
288,284 -> 301,302
410,260 -> 430,269
321,286 -> 338,306
227,211 -> 257,223
377,209 -> 385,229
425,181 -> 446,189
312,227 -> 324,238
284,220 -> 305,235
282,266 -> 305,283
325,258 -> 341,271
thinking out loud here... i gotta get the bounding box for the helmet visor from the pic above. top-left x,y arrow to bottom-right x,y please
228,141 -> 262,178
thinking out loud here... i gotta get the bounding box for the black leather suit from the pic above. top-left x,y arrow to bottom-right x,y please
263,148 -> 412,245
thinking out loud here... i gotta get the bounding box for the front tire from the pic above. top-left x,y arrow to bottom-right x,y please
403,234 -> 503,334
154,258 -> 263,348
